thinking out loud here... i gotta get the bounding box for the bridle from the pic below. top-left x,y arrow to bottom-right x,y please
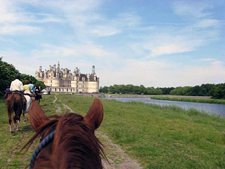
29,130 -> 56,169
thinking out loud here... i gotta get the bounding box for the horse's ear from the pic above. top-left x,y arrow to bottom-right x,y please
29,101 -> 50,131
83,98 -> 104,132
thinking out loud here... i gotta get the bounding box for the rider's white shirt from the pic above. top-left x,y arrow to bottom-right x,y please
10,79 -> 24,91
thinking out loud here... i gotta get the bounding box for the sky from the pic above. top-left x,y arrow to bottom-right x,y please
1,0 -> 225,88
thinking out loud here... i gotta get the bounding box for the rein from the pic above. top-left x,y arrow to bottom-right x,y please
29,130 -> 56,169
24,93 -> 35,98
24,93 -> 32,97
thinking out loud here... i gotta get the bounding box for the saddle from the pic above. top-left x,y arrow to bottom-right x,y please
11,91 -> 27,111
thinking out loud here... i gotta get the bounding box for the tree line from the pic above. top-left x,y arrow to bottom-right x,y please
0,57 -> 45,95
100,83 -> 225,99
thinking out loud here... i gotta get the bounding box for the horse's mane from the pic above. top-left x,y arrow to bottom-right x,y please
24,112 -> 105,169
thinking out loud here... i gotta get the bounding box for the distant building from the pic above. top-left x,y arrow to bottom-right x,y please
35,62 -> 99,93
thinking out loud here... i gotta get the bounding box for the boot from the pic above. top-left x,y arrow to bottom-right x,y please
23,103 -> 26,112
22,95 -> 27,111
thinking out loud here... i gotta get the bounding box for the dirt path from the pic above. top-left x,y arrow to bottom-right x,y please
53,95 -> 58,104
98,131 -> 143,169
55,96 -> 143,169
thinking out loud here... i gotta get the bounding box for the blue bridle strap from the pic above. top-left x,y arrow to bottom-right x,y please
29,130 -> 56,169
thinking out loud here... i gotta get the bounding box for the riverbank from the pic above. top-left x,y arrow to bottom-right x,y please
97,93 -> 212,99
151,96 -> 225,104
82,93 -> 210,98
86,93 -> 225,104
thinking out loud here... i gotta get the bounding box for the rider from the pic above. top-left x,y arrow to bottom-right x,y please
24,80 -> 31,93
5,85 -> 11,99
29,81 -> 35,94
23,80 -> 32,122
10,74 -> 26,111
35,84 -> 42,101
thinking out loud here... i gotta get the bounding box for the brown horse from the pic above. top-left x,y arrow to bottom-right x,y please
6,93 -> 23,133
23,99 -> 106,169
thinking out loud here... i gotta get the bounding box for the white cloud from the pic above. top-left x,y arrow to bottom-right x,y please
1,51 -> 37,74
0,0 -> 20,23
147,43 -> 193,57
30,42 -> 118,61
173,1 -> 212,19
34,0 -> 101,12
115,13 -> 141,28
127,2 -> 221,58
0,0 -> 64,37
99,58 -> 225,87
196,19 -> 219,28
2,49 -> 225,88
200,58 -> 216,62
141,34 -> 203,57
0,25 -> 41,35
211,60 -> 223,66
91,26 -> 120,36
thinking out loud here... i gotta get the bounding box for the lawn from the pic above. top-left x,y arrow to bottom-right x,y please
0,94 -> 225,169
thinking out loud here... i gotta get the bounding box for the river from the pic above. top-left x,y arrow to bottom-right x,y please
104,97 -> 225,118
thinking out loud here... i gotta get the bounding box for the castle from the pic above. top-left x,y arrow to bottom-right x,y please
35,62 -> 99,93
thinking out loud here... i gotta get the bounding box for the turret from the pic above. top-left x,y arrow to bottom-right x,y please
57,61 -> 60,70
92,65 -> 95,74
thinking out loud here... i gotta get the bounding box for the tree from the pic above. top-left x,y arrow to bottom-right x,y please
100,86 -> 109,93
20,74 -> 38,84
139,85 -> 146,94
200,84 -> 214,96
109,85 -> 116,94
35,81 -> 46,90
125,84 -> 134,94
211,84 -> 225,99
0,58 -> 45,95
133,85 -> 142,94
146,87 -> 162,95
160,87 -> 175,94
170,86 -> 192,95
187,85 -> 201,96
0,57 -> 19,94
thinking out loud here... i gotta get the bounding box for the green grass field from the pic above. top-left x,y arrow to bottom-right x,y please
0,94 -> 225,168
57,95 -> 225,169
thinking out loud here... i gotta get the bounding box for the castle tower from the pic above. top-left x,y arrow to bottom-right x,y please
92,65 -> 95,74
57,61 -> 60,70
56,62 -> 60,78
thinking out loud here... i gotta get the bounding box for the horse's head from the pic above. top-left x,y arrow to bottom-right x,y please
26,99 -> 105,169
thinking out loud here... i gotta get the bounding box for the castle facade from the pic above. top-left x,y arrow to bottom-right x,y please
35,62 -> 99,93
